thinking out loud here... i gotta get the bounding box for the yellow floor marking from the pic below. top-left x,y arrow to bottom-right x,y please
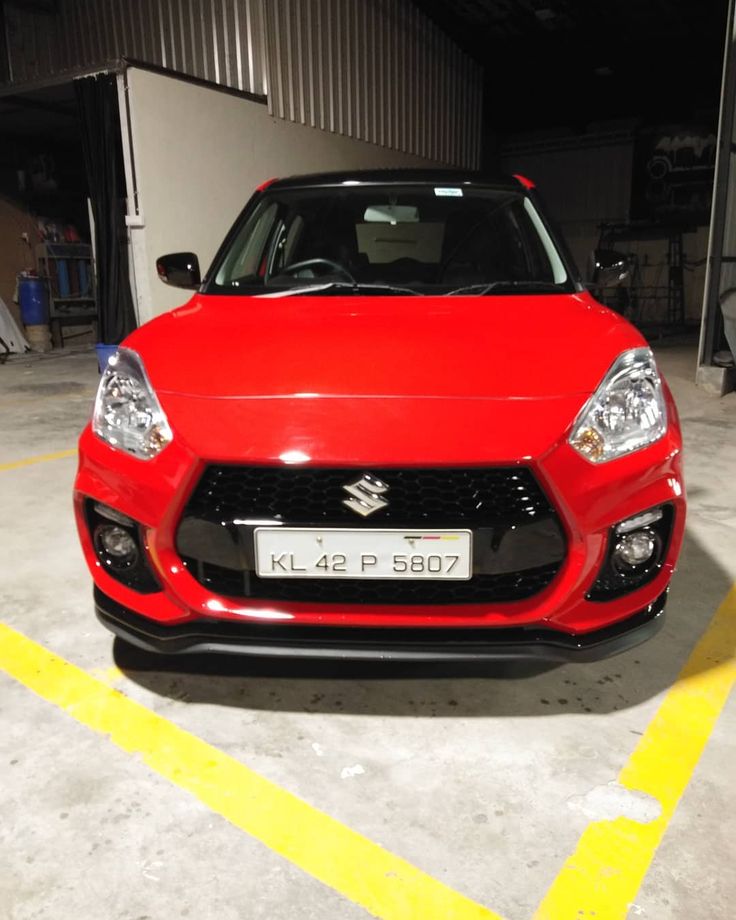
0,449 -> 77,472
0,623 -> 503,920
534,585 -> 736,920
88,664 -> 125,685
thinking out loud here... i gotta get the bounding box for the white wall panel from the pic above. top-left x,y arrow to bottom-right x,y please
125,66 -> 437,321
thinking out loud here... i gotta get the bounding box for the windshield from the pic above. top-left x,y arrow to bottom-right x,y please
208,184 -> 572,296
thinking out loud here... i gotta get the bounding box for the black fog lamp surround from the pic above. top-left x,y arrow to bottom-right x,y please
86,500 -> 161,593
587,505 -> 674,601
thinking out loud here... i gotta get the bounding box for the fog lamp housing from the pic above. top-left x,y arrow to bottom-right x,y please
85,499 -> 160,594
588,504 -> 673,601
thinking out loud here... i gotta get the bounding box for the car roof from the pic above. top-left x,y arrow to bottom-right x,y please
267,168 -> 527,192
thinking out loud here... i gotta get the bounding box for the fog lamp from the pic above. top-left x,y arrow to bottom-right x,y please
97,525 -> 138,568
613,530 -> 655,568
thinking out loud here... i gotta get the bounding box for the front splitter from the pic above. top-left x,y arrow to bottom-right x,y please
94,586 -> 668,662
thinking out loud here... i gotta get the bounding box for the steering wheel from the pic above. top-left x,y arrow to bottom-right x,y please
279,258 -> 356,282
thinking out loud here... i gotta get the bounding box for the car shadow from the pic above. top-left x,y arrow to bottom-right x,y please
115,527 -> 733,718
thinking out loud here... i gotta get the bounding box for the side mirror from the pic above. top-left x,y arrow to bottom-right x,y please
156,252 -> 201,289
590,249 -> 630,288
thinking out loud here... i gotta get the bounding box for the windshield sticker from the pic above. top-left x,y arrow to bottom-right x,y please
434,187 -> 463,197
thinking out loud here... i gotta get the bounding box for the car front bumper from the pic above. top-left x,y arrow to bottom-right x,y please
74,375 -> 685,656
95,584 -> 668,662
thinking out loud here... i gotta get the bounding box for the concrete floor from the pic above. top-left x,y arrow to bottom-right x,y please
0,341 -> 735,920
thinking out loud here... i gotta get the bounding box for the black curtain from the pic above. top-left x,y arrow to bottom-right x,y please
75,74 -> 137,344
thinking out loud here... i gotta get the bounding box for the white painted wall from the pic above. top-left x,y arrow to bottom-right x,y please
125,66 -> 438,321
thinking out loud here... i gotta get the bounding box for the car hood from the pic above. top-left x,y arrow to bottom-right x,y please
122,292 -> 648,464
127,291 -> 644,400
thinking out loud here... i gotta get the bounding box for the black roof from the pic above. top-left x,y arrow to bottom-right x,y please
268,168 -> 524,191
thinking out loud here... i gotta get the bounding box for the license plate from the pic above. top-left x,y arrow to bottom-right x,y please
254,528 -> 472,580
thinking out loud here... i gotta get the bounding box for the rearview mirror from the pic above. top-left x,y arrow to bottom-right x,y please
156,252 -> 201,289
590,249 -> 630,288
363,204 -> 419,223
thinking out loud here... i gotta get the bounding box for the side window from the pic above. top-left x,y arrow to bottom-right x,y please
506,202 -> 554,282
215,201 -> 279,285
283,215 -> 305,266
268,214 -> 305,278
484,207 -> 527,278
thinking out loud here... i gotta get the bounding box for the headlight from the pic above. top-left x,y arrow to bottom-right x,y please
569,347 -> 667,463
92,348 -> 172,459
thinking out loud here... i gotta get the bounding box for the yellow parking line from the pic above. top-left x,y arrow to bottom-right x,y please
534,585 -> 736,920
0,449 -> 77,472
0,623 -> 504,920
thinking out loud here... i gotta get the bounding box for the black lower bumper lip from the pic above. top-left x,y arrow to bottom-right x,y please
93,586 -> 668,663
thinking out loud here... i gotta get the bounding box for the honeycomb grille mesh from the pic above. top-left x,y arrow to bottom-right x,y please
183,465 -> 553,525
179,465 -> 563,605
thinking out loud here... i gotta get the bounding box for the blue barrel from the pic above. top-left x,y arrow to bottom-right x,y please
78,260 -> 89,296
95,344 -> 118,373
56,260 -> 71,296
19,277 -> 49,325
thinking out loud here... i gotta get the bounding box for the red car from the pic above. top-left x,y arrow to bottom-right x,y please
74,170 -> 684,661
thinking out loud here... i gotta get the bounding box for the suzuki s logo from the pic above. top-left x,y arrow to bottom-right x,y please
342,473 -> 389,517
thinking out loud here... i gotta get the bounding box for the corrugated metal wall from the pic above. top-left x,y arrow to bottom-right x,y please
2,0 -> 269,96
263,0 -> 482,167
2,0 -> 481,167
2,3 -> 56,84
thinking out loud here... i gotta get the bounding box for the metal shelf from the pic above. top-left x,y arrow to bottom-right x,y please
36,242 -> 97,347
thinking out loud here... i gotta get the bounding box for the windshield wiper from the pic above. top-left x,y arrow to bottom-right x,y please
262,281 -> 422,297
445,280 -> 565,296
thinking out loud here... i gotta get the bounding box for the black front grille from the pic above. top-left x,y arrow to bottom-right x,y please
182,465 -> 554,525
177,465 -> 566,606
180,557 -> 561,604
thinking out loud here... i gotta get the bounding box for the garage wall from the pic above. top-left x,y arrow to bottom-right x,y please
500,133 -> 634,274
125,66 -> 438,322
501,133 -> 709,321
2,0 -> 268,96
0,195 -> 37,327
3,0 -> 481,168
263,0 -> 482,167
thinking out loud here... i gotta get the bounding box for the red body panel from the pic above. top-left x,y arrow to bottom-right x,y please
74,288 -> 685,640
127,293 -> 641,399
